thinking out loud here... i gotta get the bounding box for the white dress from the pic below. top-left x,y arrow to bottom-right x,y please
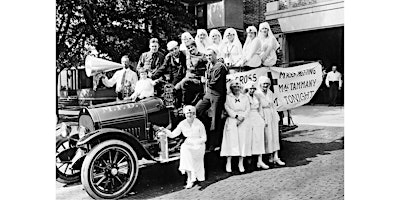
131,78 -> 156,99
259,36 -> 279,67
220,93 -> 252,157
220,42 -> 242,66
165,118 -> 207,182
257,90 -> 280,153
247,94 -> 266,155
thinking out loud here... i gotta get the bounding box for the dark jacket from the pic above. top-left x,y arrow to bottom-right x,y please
137,51 -> 165,72
206,61 -> 227,96
152,51 -> 187,85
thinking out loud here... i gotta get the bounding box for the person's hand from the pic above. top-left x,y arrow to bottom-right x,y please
186,72 -> 195,78
157,130 -> 166,137
124,96 -> 132,101
192,79 -> 200,84
237,115 -> 245,122
339,87 -> 342,90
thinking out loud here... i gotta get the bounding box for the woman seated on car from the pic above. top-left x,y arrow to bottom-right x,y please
158,105 -> 207,189
127,68 -> 159,101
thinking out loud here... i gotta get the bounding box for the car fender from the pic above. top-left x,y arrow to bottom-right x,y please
77,128 -> 156,161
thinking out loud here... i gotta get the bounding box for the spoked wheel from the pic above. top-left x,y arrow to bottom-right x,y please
56,136 -> 80,184
81,140 -> 139,199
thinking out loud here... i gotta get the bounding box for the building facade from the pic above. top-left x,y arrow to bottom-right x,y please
264,0 -> 344,104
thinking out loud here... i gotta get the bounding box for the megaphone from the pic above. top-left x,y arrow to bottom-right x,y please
85,55 -> 124,77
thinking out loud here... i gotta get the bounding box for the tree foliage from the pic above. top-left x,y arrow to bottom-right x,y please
56,0 -> 195,72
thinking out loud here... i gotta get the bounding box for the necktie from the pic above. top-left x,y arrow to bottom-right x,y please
150,53 -> 157,70
121,70 -> 127,91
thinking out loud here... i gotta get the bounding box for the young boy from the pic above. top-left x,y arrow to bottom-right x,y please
127,68 -> 158,101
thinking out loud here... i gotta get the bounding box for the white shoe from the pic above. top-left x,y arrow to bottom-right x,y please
238,163 -> 245,173
274,158 -> 286,166
257,162 -> 269,170
185,181 -> 194,189
226,163 -> 232,173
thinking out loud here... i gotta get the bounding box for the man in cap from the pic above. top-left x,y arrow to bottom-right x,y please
101,55 -> 138,101
196,47 -> 227,151
152,40 -> 187,85
137,38 -> 165,74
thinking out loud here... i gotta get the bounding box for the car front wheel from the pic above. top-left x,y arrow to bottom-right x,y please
81,139 -> 139,199
56,136 -> 80,184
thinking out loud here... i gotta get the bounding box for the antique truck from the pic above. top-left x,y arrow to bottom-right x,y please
56,57 -> 305,199
56,96 -> 185,199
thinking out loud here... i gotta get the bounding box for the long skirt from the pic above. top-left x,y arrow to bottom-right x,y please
178,142 -> 205,182
248,110 -> 266,155
220,117 -> 252,157
261,107 -> 280,153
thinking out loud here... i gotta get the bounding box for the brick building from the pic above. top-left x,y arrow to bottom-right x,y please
181,0 -> 344,105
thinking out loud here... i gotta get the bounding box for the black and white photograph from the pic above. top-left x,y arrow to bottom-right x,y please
3,0 -> 400,199
54,0 -> 345,199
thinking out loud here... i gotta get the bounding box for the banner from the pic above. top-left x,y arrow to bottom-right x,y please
226,67 -> 269,85
226,62 -> 323,111
270,62 -> 322,111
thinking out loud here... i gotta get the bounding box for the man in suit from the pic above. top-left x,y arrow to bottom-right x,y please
137,38 -> 165,75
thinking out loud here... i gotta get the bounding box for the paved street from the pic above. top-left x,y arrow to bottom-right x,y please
56,105 -> 344,200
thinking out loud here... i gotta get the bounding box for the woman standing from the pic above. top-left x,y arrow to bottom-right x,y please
237,26 -> 262,67
244,82 -> 269,170
159,105 -> 207,189
195,29 -> 212,54
258,22 -> 280,67
208,29 -> 223,58
220,80 -> 251,173
221,28 -> 243,69
257,76 -> 285,166
180,32 -> 195,53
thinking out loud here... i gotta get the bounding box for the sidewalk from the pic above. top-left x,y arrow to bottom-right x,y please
288,105 -> 344,127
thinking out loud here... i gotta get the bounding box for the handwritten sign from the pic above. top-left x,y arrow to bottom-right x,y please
226,67 -> 269,85
270,62 -> 322,111
226,62 -> 323,111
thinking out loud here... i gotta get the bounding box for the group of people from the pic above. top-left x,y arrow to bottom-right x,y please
99,22 -> 284,189
159,74 -> 285,189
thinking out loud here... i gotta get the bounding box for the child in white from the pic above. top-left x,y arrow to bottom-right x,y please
129,69 -> 157,101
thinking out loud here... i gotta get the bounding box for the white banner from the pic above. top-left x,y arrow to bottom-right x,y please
226,67 -> 269,85
226,62 -> 323,111
270,62 -> 322,111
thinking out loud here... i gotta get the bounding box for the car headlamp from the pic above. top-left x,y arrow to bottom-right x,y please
78,125 -> 89,139
60,123 -> 71,138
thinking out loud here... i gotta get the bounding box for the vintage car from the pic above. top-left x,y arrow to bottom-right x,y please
56,95 -> 186,199
56,60 -> 305,199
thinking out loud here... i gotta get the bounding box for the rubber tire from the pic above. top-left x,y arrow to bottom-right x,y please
56,136 -> 80,184
81,140 -> 139,199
